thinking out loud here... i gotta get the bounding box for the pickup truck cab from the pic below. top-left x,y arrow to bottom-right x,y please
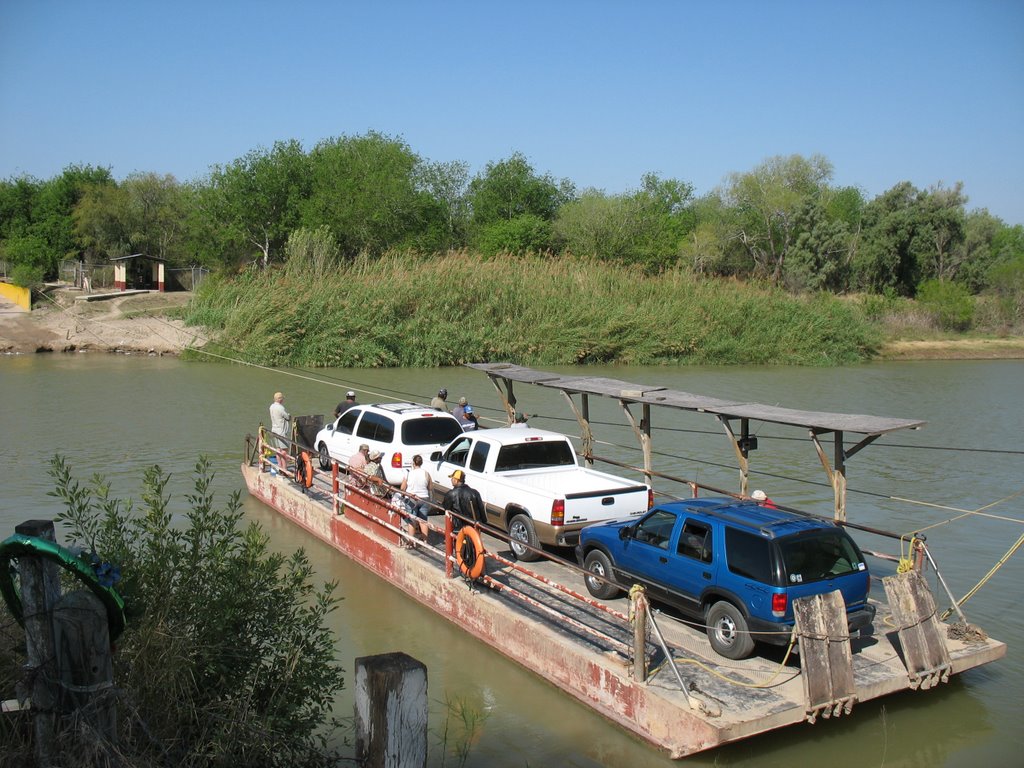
430,426 -> 651,561
577,497 -> 875,659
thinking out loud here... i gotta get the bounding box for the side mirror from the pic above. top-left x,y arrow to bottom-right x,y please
430,451 -> 441,462
619,525 -> 633,541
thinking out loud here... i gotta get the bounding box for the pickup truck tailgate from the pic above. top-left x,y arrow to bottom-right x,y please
505,467 -> 649,523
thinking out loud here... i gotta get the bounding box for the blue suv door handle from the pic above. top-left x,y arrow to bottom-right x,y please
702,572 -> 711,580
659,556 -> 668,563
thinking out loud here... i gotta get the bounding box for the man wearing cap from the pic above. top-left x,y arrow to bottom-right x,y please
431,388 -> 449,412
452,396 -> 468,421
457,404 -> 479,431
348,443 -> 370,484
334,390 -> 358,419
364,449 -> 389,498
443,469 -> 486,531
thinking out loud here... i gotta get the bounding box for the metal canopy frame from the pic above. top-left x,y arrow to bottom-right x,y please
468,363 -> 926,522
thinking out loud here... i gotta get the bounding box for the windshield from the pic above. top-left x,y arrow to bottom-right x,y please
402,417 -> 464,446
779,529 -> 864,584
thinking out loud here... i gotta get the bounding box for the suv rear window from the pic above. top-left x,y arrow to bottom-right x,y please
402,417 -> 463,446
779,529 -> 863,583
495,441 -> 575,471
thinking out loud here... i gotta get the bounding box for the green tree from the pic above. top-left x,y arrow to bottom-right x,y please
785,198 -> 854,292
0,175 -> 41,241
854,181 -> 926,295
204,140 -> 310,268
73,182 -> 131,260
417,159 -> 471,251
553,174 -> 693,270
917,182 -> 967,282
916,277 -> 974,330
121,172 -> 188,261
303,131 -> 433,258
955,209 -> 1004,292
722,154 -> 834,282
468,152 -> 574,255
44,455 -> 345,766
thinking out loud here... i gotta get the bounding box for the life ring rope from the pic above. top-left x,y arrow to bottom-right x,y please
455,526 -> 486,580
0,534 -> 127,641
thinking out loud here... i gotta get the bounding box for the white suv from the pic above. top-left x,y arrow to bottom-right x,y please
314,403 -> 465,485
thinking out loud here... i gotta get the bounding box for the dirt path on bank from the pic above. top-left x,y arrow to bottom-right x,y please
879,338 -> 1024,360
0,288 -> 206,356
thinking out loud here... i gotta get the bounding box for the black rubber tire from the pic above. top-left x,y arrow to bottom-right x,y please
508,514 -> 541,562
317,443 -> 332,471
706,601 -> 756,660
583,550 -> 621,600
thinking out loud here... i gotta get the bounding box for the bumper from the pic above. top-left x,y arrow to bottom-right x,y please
748,603 -> 877,647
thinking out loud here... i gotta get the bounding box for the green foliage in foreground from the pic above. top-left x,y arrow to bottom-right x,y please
0,456 -> 345,767
183,253 -> 881,367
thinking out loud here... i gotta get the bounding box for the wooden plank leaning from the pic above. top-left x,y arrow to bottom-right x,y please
882,569 -> 952,689
793,591 -> 856,723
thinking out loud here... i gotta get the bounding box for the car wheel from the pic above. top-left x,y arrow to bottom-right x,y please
706,601 -> 755,660
508,514 -> 541,562
583,550 -> 620,600
317,443 -> 332,471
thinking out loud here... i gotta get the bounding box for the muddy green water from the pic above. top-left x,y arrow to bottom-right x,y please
1,355 -> 1021,767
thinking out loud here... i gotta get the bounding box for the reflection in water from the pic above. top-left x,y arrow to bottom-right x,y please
1,357 -> 1021,766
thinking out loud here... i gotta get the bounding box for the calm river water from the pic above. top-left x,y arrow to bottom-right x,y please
1,355 -> 1021,767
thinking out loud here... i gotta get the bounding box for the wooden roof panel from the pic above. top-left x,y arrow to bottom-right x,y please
471,363 -> 925,436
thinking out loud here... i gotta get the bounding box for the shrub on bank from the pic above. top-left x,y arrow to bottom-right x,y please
0,456 -> 345,767
183,253 -> 881,367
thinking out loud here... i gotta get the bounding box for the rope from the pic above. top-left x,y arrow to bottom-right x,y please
940,530 -> 1024,620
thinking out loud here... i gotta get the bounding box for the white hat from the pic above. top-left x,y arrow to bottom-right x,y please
751,489 -> 767,501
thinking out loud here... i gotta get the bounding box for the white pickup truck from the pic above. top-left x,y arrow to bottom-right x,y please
429,427 -> 651,561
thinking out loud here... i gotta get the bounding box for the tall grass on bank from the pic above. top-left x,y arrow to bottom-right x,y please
183,252 -> 881,367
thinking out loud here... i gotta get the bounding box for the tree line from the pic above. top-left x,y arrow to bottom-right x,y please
2,131 -> 1022,301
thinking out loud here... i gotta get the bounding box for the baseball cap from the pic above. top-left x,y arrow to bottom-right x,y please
464,405 -> 473,414
751,489 -> 767,501
449,469 -> 465,482
438,388 -> 447,396
346,390 -> 356,398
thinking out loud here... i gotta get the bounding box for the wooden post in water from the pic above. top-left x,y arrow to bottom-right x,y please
15,519 -> 61,767
354,652 -> 427,768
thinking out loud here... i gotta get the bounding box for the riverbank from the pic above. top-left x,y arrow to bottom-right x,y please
2,285 -> 1021,361
0,287 -> 203,355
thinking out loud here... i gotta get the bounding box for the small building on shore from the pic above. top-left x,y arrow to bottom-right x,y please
110,254 -> 167,292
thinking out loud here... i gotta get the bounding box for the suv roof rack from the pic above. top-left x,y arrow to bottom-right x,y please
678,499 -> 823,540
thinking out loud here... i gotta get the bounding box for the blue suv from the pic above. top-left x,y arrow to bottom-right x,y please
576,498 -> 875,659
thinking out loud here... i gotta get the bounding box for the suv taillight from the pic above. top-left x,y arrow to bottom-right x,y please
391,452 -> 403,469
772,592 -> 788,618
647,488 -> 654,509
551,499 -> 564,526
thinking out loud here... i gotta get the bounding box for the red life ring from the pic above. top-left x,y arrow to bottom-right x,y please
296,451 -> 314,488
455,526 -> 486,580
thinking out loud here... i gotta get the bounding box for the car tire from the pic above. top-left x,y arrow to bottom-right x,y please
583,550 -> 620,600
508,514 -> 541,562
317,443 -> 332,471
706,601 -> 755,660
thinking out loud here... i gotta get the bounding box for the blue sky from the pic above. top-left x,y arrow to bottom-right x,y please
2,1 -> 1022,224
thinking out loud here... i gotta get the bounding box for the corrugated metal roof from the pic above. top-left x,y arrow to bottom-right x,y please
466,363 -> 925,435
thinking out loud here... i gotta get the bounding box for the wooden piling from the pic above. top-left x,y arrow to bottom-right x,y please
15,519 -> 61,767
354,652 -> 428,768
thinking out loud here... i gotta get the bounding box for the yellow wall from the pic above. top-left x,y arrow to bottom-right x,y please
0,281 -> 31,310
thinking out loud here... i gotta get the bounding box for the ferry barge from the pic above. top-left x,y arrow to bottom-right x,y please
242,365 -> 1006,758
